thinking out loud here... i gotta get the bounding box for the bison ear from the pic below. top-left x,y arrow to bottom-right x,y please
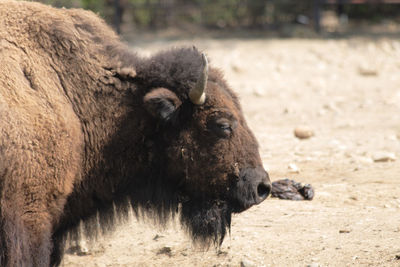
143,88 -> 182,122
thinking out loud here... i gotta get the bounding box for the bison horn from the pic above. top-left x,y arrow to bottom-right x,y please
189,53 -> 208,105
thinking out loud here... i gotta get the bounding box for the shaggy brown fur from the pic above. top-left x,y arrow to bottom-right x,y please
0,1 -> 271,266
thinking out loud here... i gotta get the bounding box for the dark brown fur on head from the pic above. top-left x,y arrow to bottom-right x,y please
0,1 -> 270,266
131,47 -> 271,245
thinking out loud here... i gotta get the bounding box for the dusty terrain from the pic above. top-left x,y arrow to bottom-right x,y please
62,36 -> 400,267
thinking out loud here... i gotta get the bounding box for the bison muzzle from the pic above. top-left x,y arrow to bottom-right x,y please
0,1 -> 271,266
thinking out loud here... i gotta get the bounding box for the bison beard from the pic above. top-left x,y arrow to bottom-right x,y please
181,200 -> 232,246
127,177 -> 233,247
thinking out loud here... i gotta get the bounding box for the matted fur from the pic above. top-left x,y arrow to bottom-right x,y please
0,1 -> 270,266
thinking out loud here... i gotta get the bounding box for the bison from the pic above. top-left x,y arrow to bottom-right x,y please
0,1 -> 271,266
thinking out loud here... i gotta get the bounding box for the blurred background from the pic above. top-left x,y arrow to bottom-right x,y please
36,0 -> 400,38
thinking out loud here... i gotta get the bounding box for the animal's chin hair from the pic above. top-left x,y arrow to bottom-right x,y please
62,186 -> 232,252
180,200 -> 232,247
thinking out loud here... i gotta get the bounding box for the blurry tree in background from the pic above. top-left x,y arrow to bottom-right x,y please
36,0 -> 400,33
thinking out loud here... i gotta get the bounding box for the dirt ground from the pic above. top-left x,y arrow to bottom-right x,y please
62,35 -> 400,267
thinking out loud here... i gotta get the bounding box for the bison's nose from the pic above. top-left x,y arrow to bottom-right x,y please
256,181 -> 271,203
254,170 -> 271,203
233,167 -> 271,211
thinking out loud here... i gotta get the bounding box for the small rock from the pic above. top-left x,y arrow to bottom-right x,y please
358,157 -> 373,164
217,250 -> 228,256
153,234 -> 163,241
253,88 -> 266,97
395,255 -> 400,260
65,244 -> 90,256
358,64 -> 378,76
240,259 -> 256,267
156,246 -> 172,257
294,126 -> 314,139
339,229 -> 351,233
231,63 -> 243,73
288,163 -> 300,173
307,263 -> 319,267
372,152 -> 396,162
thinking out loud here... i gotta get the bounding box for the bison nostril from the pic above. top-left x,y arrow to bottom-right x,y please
257,183 -> 271,200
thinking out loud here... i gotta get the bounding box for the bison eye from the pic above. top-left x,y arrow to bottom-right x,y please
207,118 -> 235,138
214,123 -> 232,138
218,122 -> 230,130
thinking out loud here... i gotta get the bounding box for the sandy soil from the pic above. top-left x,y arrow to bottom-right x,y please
62,36 -> 400,267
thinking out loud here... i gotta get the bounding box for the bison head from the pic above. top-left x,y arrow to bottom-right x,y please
136,47 -> 270,245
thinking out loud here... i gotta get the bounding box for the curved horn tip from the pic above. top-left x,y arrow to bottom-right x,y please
189,91 -> 206,105
189,52 -> 208,105
201,53 -> 208,68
